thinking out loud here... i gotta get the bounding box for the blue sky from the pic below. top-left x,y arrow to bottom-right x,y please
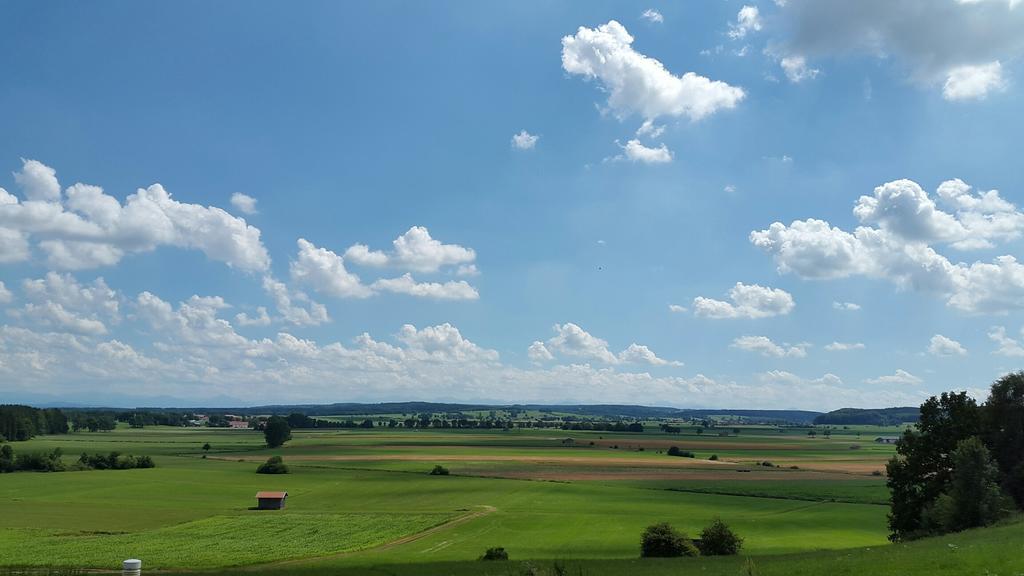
1,0 -> 1023,409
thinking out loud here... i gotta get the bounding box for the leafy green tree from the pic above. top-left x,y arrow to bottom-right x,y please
983,371 -> 1024,506
920,436 -> 1012,533
698,518 -> 743,556
0,444 -> 14,473
886,391 -> 981,541
640,523 -> 698,558
429,464 -> 450,475
202,442 -> 211,453
263,416 -> 292,448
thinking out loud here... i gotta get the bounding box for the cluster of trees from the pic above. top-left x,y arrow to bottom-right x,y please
887,372 -> 1024,541
70,413 -> 117,432
0,445 -> 64,472
77,452 -> 155,470
0,406 -> 69,441
1,445 -> 156,473
640,519 -> 743,558
667,446 -> 695,458
112,411 -> 192,428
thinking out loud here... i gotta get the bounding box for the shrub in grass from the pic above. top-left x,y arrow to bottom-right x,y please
640,522 -> 699,558
697,518 -> 743,556
667,446 -> 695,458
430,465 -> 450,476
256,456 -> 289,474
480,546 -> 509,560
14,448 -> 65,472
709,454 -> 719,461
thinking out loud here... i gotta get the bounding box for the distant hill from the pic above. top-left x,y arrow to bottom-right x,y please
813,407 -> 920,426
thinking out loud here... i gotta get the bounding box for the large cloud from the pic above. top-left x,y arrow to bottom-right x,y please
751,177 -> 1024,314
290,239 -> 373,299
0,159 -> 271,271
770,0 -> 1024,99
562,20 -> 745,121
14,272 -> 121,336
290,238 -> 478,301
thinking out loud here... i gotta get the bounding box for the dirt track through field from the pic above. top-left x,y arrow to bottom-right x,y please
263,505 -> 498,567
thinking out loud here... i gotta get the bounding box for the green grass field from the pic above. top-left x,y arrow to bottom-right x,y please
1,424 -> 1019,574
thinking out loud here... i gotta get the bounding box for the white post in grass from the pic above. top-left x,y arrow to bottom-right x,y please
122,559 -> 142,576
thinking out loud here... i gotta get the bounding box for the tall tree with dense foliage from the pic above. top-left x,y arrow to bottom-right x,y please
919,436 -> 1012,533
886,391 -> 981,541
263,416 -> 292,448
983,371 -> 1024,506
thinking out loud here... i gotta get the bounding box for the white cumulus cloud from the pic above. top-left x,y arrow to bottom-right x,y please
751,177 -> 1024,314
641,9 -> 664,24
929,334 -> 967,356
230,192 -> 258,215
693,282 -> 795,319
562,20 -> 745,121
616,139 -> 673,164
780,55 -> 819,83
731,335 -> 808,358
866,369 -> 923,386
542,323 -> 680,366
0,159 -> 271,272
943,61 -> 1007,101
372,273 -> 479,301
511,130 -> 539,150
988,326 -> 1024,357
729,6 -> 763,40
291,238 -> 373,299
344,226 -> 476,274
825,342 -> 865,351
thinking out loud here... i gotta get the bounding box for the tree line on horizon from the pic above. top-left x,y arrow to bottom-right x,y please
0,405 -> 69,441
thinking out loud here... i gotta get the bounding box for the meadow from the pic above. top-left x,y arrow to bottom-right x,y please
1,421 -> 1017,574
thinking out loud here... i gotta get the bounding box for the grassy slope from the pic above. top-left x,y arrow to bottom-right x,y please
182,517 -> 1024,576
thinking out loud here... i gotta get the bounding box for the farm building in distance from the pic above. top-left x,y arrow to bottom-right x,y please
256,491 -> 287,510
874,436 -> 900,444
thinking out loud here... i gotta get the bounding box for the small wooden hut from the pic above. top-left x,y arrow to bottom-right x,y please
256,490 -> 287,510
